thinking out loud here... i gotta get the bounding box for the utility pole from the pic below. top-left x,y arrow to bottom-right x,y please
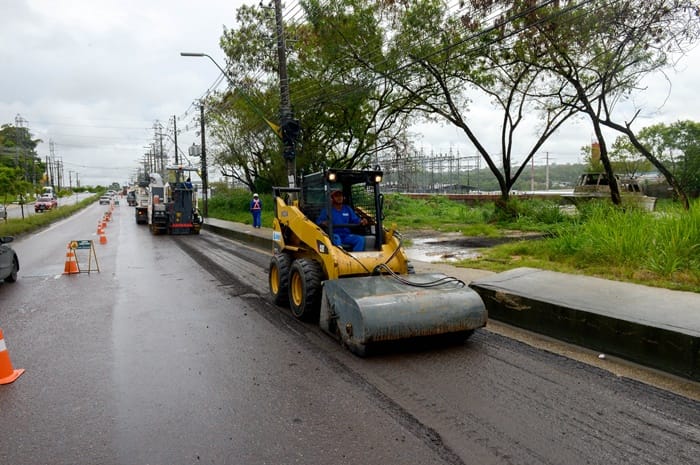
57,157 -> 63,191
154,120 -> 165,176
271,0 -> 299,189
49,140 -> 56,190
173,115 -> 179,166
200,102 -> 208,217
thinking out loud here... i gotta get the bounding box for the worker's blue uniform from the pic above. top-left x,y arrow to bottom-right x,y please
316,205 -> 365,251
250,196 -> 262,228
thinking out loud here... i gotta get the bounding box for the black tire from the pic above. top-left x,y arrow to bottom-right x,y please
4,256 -> 18,283
288,258 -> 323,321
269,253 -> 291,306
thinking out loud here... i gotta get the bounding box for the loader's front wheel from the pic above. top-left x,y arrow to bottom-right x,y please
269,253 -> 291,307
289,258 -> 323,321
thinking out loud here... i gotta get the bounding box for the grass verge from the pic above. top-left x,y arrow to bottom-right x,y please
0,194 -> 101,237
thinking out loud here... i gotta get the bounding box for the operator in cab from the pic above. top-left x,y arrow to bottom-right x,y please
316,189 -> 367,251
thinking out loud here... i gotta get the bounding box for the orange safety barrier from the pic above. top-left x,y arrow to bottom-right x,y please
0,327 -> 25,385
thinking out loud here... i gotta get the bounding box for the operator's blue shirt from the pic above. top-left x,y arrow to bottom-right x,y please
316,204 -> 361,238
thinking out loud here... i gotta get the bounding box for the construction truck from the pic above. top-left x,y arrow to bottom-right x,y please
134,178 -> 150,225
269,168 -> 487,356
147,169 -> 202,235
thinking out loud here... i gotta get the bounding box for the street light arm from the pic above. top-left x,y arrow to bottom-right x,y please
180,52 -> 229,83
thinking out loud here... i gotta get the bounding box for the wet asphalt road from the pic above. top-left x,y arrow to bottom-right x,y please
0,201 -> 699,465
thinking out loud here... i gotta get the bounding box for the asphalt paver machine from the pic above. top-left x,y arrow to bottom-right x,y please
147,168 -> 202,235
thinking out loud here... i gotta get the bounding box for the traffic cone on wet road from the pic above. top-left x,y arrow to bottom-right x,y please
63,246 -> 80,274
0,328 -> 25,385
99,233 -> 107,245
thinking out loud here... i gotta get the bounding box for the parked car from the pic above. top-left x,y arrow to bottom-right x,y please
0,236 -> 19,283
34,196 -> 58,212
0,204 -> 6,220
99,195 -> 112,205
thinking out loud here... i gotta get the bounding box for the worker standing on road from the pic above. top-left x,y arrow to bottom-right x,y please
316,189 -> 367,251
250,193 -> 262,228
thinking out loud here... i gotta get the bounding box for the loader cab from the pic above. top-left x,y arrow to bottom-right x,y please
300,168 -> 384,251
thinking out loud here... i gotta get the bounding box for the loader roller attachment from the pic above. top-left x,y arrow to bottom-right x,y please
319,273 -> 487,356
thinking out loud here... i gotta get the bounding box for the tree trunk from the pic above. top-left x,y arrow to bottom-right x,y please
591,119 -> 622,205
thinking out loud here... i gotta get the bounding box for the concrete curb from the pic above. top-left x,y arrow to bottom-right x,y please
204,220 -> 272,251
470,268 -> 700,381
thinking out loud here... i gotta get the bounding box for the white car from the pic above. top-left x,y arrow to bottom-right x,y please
99,195 -> 112,205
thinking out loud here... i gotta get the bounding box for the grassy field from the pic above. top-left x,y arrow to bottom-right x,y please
385,195 -> 700,293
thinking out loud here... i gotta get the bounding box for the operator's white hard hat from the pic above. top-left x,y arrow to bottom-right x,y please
253,193 -> 258,197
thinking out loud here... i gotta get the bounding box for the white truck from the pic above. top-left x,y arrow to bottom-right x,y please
134,183 -> 150,225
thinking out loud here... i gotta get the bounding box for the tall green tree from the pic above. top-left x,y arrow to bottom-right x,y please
347,0 -> 579,209
474,0 -> 700,208
207,88 -> 286,191
606,137 -> 653,177
0,124 -> 44,184
211,0 -> 412,188
632,121 -> 700,197
0,166 -> 33,207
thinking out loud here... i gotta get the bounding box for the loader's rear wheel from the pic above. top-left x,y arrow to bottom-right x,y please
289,258 -> 323,321
269,253 -> 291,307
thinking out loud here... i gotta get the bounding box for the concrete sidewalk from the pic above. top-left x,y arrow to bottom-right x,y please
202,217 -> 700,381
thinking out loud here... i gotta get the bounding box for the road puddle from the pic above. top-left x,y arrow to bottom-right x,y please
405,234 -> 482,263
403,230 -> 544,263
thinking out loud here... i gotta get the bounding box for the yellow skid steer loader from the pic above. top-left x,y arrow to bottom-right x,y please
268,168 -> 487,355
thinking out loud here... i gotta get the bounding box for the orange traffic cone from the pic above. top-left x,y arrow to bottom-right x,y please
63,247 -> 80,274
0,328 -> 25,385
99,233 -> 107,244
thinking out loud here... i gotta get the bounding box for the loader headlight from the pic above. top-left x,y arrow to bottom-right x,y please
374,174 -> 382,183
327,171 -> 337,182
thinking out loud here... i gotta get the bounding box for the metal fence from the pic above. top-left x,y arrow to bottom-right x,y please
377,152 -> 484,193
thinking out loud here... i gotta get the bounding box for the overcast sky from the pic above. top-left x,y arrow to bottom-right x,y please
2,0 -> 699,187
